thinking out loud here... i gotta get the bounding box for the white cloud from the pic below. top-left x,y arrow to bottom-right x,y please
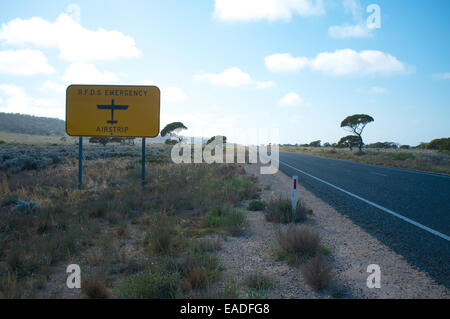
38,80 -> 66,94
163,86 -> 188,103
265,53 -> 308,73
371,86 -> 387,94
328,24 -> 372,38
256,81 -> 276,89
62,63 -> 119,84
0,13 -> 140,62
279,92 -> 310,107
0,49 -> 54,75
266,49 -> 411,76
328,0 -> 374,39
132,80 -> 159,86
213,0 -> 325,21
311,49 -> 409,76
434,72 -> 450,80
343,0 -> 364,22
0,84 -> 64,119
196,67 -> 252,87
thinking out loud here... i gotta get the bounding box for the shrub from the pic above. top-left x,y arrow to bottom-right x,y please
301,254 -> 332,291
203,206 -> 248,236
385,152 -> 415,161
9,200 -> 41,214
244,271 -> 273,291
0,272 -> 20,299
275,225 -> 320,263
265,198 -> 312,223
1,194 -> 18,207
115,271 -> 181,298
181,252 -> 221,289
145,216 -> 177,255
82,277 -> 110,299
190,238 -> 222,254
225,177 -> 258,201
427,138 -> 450,151
224,280 -> 240,298
247,200 -> 266,211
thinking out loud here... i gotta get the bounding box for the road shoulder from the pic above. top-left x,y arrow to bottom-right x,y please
245,163 -> 449,298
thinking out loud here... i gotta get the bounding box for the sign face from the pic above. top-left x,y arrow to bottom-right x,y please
66,85 -> 160,137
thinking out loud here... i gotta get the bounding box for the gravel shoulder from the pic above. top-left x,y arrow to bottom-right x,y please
215,163 -> 449,299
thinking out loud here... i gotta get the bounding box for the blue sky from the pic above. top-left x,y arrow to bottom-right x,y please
0,0 -> 449,146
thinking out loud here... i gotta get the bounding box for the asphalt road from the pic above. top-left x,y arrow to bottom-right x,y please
278,151 -> 450,288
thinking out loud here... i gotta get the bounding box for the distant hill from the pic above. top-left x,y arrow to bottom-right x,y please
0,112 -> 66,136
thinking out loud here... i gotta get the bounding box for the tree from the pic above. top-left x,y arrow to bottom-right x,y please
206,135 -> 227,145
426,138 -> 450,151
161,122 -> 187,143
309,140 -> 321,147
340,114 -> 374,151
338,135 -> 361,151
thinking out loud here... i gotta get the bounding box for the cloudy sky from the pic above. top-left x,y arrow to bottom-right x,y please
0,0 -> 449,145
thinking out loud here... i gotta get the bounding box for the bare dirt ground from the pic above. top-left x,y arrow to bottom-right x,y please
215,163 -> 449,299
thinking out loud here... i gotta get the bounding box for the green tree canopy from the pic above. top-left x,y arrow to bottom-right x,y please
206,135 -> 227,145
427,138 -> 450,151
337,135 -> 361,151
161,122 -> 187,142
340,114 -> 374,151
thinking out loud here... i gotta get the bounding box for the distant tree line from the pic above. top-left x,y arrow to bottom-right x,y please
0,112 -> 66,136
282,137 -> 449,152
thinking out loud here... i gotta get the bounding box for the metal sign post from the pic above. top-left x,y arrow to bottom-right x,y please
142,137 -> 146,187
291,175 -> 298,220
78,137 -> 83,190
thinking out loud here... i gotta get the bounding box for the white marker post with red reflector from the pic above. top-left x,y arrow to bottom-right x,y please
291,175 -> 298,220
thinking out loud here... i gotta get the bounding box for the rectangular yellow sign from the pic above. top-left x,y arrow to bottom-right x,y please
66,85 -> 160,137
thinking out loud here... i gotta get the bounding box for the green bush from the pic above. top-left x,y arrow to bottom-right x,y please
203,206 -> 248,235
384,152 -> 415,161
265,198 -> 312,223
275,225 -> 320,265
115,271 -> 181,298
427,138 -> 450,151
247,200 -> 266,211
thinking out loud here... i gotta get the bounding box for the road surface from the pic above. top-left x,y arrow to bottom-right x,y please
277,151 -> 450,288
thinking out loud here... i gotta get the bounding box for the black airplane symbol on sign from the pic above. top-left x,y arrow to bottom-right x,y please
97,99 -> 128,124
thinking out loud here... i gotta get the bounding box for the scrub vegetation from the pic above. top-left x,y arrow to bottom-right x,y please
280,146 -> 450,175
0,139 -> 258,298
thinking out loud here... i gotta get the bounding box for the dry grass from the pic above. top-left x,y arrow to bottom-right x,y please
301,254 -> 333,291
82,277 -> 111,299
0,141 -> 257,298
265,198 -> 312,224
281,146 -> 450,175
275,225 -> 320,265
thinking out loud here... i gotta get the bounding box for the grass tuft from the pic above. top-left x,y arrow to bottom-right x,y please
265,198 -> 312,224
247,200 -> 266,211
275,225 -> 320,265
82,277 -> 110,299
301,254 -> 333,291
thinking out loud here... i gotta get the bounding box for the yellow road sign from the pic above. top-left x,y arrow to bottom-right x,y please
66,85 -> 160,137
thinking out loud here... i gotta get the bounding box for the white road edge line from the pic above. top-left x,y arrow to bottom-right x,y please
371,172 -> 388,177
279,160 -> 450,242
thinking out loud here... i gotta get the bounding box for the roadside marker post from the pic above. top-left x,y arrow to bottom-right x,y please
291,175 -> 298,220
